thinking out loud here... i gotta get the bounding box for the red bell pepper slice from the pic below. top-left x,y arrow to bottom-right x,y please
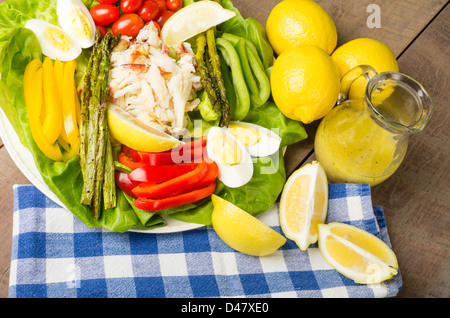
132,160 -> 209,199
139,137 -> 207,166
182,161 -> 218,193
133,182 -> 216,211
120,145 -> 145,170
128,163 -> 197,183
115,172 -> 141,198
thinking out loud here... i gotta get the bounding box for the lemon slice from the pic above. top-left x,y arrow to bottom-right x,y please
211,195 -> 286,256
107,103 -> 180,152
318,222 -> 399,284
279,161 -> 328,250
161,1 -> 236,45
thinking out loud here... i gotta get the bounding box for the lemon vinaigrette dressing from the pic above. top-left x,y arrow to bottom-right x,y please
315,99 -> 406,185
315,66 -> 433,186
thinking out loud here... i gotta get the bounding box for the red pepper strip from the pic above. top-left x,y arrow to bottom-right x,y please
139,137 -> 207,166
115,172 -> 141,198
128,163 -> 198,183
120,152 -> 146,170
133,182 -> 216,211
122,145 -> 142,162
132,161 -> 208,199
182,161 -> 218,193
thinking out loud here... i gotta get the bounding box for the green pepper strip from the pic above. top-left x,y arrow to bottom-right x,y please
215,37 -> 250,121
221,33 -> 270,107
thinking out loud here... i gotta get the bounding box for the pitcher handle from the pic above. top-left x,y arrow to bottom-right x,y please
337,65 -> 378,105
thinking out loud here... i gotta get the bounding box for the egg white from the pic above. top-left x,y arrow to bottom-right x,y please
57,0 -> 96,48
229,121 -> 282,158
206,126 -> 254,188
25,19 -> 82,61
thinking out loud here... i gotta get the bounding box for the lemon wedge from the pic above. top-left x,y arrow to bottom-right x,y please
318,222 -> 399,284
211,195 -> 286,256
279,161 -> 328,250
160,1 -> 236,45
107,103 -> 180,152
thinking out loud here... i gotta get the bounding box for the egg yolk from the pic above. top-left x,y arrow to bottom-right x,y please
228,124 -> 261,147
43,26 -> 74,52
213,133 -> 242,166
69,7 -> 93,40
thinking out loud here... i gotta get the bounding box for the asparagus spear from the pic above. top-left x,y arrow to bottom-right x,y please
195,33 -> 219,110
102,35 -> 121,211
91,32 -> 113,218
103,135 -> 116,210
79,30 -> 101,172
81,31 -> 104,206
206,27 -> 231,127
204,48 -> 221,114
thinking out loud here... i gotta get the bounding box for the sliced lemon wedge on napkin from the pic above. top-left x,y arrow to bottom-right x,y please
161,0 -> 236,46
318,222 -> 399,284
279,161 -> 328,250
211,194 -> 286,256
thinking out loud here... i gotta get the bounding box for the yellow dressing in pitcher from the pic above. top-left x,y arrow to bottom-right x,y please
314,99 -> 407,186
314,65 -> 433,187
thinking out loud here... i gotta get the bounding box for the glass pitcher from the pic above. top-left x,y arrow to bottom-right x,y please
314,65 -> 433,186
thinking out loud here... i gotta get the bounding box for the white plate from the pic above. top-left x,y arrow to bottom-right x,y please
0,107 -> 204,233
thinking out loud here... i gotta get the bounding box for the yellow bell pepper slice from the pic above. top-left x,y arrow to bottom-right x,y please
42,57 -> 63,145
61,59 -> 81,161
74,86 -> 81,126
24,59 -> 63,161
53,58 -> 71,148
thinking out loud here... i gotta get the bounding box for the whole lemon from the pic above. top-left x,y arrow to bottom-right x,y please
266,0 -> 337,56
270,45 -> 340,124
331,38 -> 399,99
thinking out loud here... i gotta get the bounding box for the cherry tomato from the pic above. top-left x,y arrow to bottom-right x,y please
120,0 -> 143,13
153,0 -> 167,11
137,0 -> 160,22
97,25 -> 108,38
156,10 -> 174,28
166,0 -> 182,12
98,0 -> 119,4
112,13 -> 145,37
90,4 -> 120,26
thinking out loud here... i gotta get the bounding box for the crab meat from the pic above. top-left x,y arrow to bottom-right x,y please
108,22 -> 201,135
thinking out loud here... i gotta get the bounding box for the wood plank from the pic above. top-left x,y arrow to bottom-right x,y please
370,5 -> 450,298
0,147 -> 30,298
234,0 -> 447,55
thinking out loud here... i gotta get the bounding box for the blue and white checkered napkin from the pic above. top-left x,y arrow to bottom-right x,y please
9,183 -> 402,298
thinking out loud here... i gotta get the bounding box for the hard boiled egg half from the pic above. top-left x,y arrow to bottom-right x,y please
25,19 -> 82,61
227,122 -> 281,157
206,127 -> 253,188
57,0 -> 96,48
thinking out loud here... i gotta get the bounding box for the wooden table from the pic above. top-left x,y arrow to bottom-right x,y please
0,0 -> 448,298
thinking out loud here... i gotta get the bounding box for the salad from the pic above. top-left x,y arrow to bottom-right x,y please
0,0 -> 307,232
